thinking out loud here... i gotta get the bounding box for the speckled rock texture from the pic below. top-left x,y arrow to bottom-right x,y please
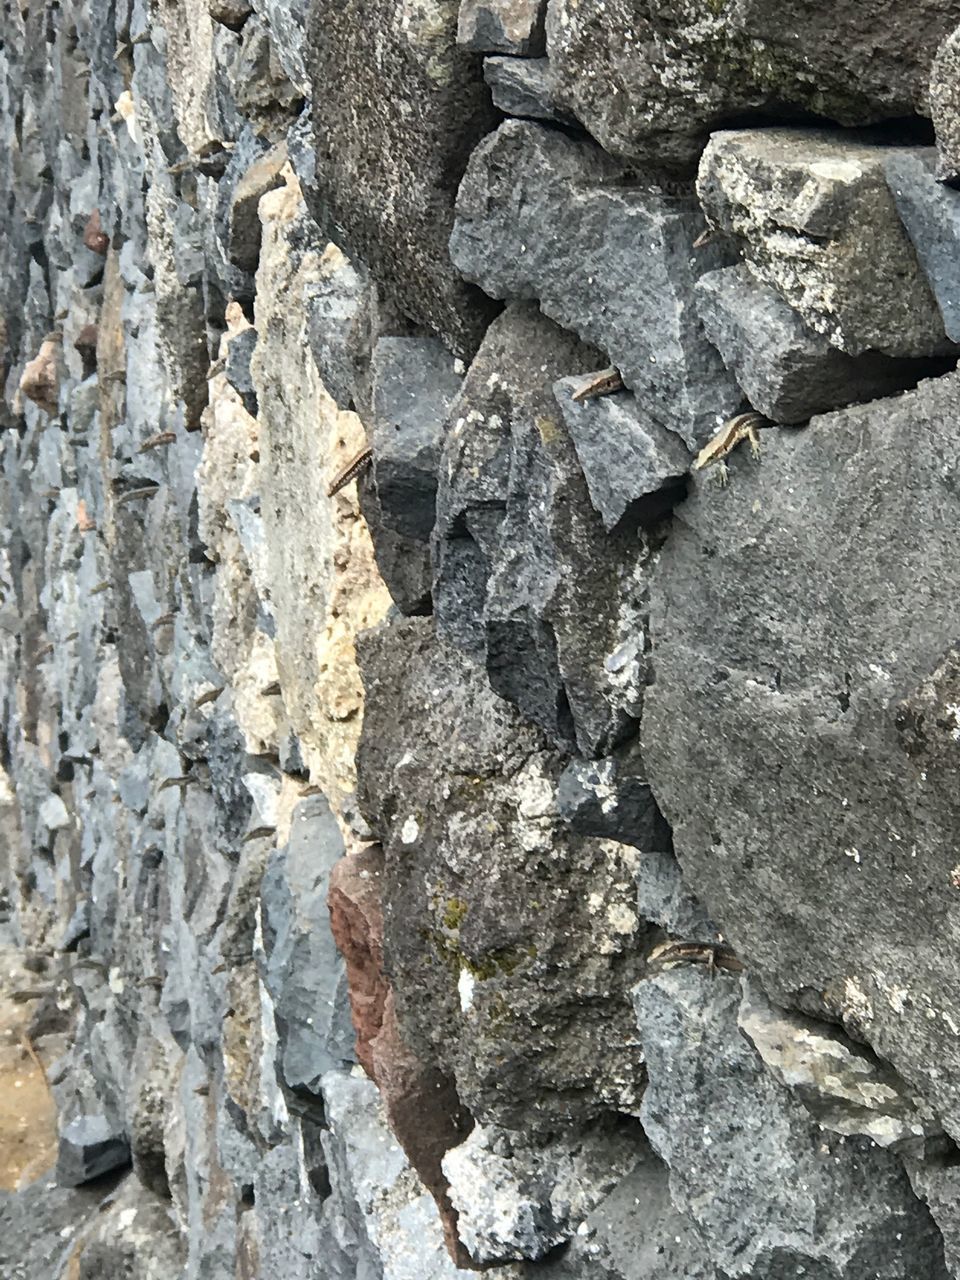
4,0 -> 960,1275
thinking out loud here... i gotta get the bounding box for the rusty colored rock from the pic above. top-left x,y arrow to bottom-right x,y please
19,333 -> 62,415
76,499 -> 97,532
83,209 -> 109,255
328,845 -> 474,1268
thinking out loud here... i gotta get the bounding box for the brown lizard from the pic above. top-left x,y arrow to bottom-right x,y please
327,445 -> 373,497
693,411 -> 766,486
646,939 -> 745,976
571,366 -> 624,404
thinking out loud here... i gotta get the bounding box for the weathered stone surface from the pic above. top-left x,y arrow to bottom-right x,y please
932,26 -> 960,184
56,1113 -> 131,1187
642,370 -> 960,1140
358,335 -> 461,615
553,375 -> 690,530
696,264 -> 951,424
483,57 -> 572,123
908,1160 -> 960,1280
554,743 -> 672,853
259,794 -> 355,1093
253,0 -> 310,94
885,149 -> 960,343
434,303 -> 650,754
443,1117 -> 642,1264
458,0 -> 545,55
19,334 -> 62,415
227,140 -> 288,273
224,325 -> 258,416
635,967 -> 949,1279
698,129 -> 954,359
357,616 -> 649,1135
306,0 -> 500,357
546,0 -> 960,173
450,121 -> 741,447
739,980 -> 945,1157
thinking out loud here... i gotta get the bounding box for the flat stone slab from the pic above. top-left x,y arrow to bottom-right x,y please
457,0 -> 545,55
696,263 -> 952,423
450,121 -> 741,448
698,128 -> 954,358
885,148 -> 960,342
483,57 -> 571,123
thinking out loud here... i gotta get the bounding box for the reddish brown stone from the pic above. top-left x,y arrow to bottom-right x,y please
83,210 -> 109,255
328,846 -> 476,1269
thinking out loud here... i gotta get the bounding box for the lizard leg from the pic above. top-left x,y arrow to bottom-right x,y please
747,426 -> 761,460
716,460 -> 729,487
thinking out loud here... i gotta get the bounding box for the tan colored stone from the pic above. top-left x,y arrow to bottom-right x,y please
19,333 -> 62,415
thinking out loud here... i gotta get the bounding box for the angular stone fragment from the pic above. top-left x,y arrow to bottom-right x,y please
227,140 -> 288,273
253,0 -> 310,93
259,795 -> 355,1093
635,968 -> 949,1280
450,122 -> 741,446
553,376 -> 690,530
19,333 -> 62,415
225,326 -> 258,416
555,743 -> 672,852
457,0 -> 545,55
931,26 -> 960,184
305,244 -> 370,410
739,980 -> 945,1157
306,0 -> 500,357
57,1114 -> 131,1187
885,149 -> 960,342
642,370 -> 960,1139
696,264 -> 951,424
434,303 -> 651,754
907,1161 -> 960,1280
442,1117 -> 642,1263
356,616 -> 648,1134
483,57 -> 572,124
546,0 -> 960,173
698,129 -> 954,359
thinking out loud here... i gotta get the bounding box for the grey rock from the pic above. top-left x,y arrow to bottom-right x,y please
885,148 -> 960,342
450,121 -> 741,447
553,375 -> 690,530
642,370 -> 960,1141
908,1160 -> 960,1279
359,336 -> 462,615
457,0 -> 546,55
253,0 -> 310,94
225,326 -> 258,416
932,26 -> 960,184
229,15 -> 302,116
442,1117 -> 642,1264
306,0 -> 500,358
739,979 -> 945,1157
635,848 -> 719,943
357,616 -> 649,1132
259,794 -> 356,1092
546,0 -> 960,172
211,0 -> 256,25
57,1113 -> 131,1187
555,744 -> 672,852
227,140 -> 288,274
697,264 -> 951,424
305,244 -> 371,410
483,58 -> 572,124
635,967 -> 949,1279
698,128 -> 954,359
0,1175 -> 129,1280
519,1146 -> 719,1280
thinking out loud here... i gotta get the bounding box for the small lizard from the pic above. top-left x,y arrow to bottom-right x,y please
693,411 -> 766,486
571,366 -> 624,404
647,939 -> 745,976
327,445 -> 373,497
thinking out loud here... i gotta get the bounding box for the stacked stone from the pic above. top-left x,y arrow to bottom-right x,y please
2,0 -> 960,1277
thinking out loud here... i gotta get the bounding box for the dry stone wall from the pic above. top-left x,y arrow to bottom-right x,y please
2,0 -> 960,1277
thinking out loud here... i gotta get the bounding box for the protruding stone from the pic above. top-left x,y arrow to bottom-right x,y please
739,980 -> 946,1157
931,26 -> 960,183
450,121 -> 741,447
697,129 -> 954,359
442,1118 -> 642,1264
635,968 -> 950,1280
306,0 -> 500,357
553,376 -> 690,530
225,326 -> 259,416
19,332 -> 62,415
457,0 -> 545,55
209,0 -> 254,26
483,57 -> 572,123
555,744 -> 672,852
227,140 -> 288,273
696,264 -> 951,423
57,1114 -> 131,1187
885,148 -> 960,342
546,0 -> 960,173
82,209 -> 109,255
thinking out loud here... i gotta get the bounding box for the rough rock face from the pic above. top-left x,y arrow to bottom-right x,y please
5,0 -> 960,1274
547,0 -> 960,172
305,0 -> 500,357
643,371 -> 960,1141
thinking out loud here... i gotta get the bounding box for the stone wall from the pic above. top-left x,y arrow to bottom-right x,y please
2,0 -> 960,1276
